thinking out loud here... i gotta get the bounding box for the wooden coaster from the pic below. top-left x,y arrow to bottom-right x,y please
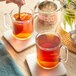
56,25 -> 76,53
26,53 -> 67,76
3,30 -> 37,52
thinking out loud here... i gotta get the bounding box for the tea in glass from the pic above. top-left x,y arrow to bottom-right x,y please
12,12 -> 33,40
36,33 -> 61,69
4,6 -> 33,40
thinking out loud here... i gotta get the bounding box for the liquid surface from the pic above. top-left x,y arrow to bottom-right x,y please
36,34 -> 61,69
14,13 -> 32,21
39,1 -> 57,12
12,12 -> 33,39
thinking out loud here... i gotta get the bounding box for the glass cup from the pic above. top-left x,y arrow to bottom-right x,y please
4,6 -> 33,40
36,32 -> 68,69
34,0 -> 60,25
34,0 -> 61,33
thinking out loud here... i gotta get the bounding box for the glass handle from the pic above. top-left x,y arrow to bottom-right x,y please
34,1 -> 40,13
4,13 -> 11,29
33,1 -> 40,18
60,46 -> 68,63
69,30 -> 76,43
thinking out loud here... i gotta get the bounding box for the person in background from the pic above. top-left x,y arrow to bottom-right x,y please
0,0 -> 25,6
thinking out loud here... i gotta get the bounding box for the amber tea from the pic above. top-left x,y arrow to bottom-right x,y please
36,33 -> 61,69
12,12 -> 33,39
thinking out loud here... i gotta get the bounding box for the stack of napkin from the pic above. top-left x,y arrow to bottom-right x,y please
0,41 -> 24,76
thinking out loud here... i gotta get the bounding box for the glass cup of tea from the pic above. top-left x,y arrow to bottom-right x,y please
4,6 -> 33,40
36,32 -> 68,69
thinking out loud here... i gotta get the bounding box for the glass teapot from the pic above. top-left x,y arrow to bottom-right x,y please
61,0 -> 76,43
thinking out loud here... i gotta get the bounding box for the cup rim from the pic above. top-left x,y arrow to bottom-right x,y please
12,12 -> 33,24
36,32 -> 62,51
10,6 -> 33,24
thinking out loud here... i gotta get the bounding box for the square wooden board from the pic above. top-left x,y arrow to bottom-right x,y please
26,53 -> 67,76
3,30 -> 37,52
